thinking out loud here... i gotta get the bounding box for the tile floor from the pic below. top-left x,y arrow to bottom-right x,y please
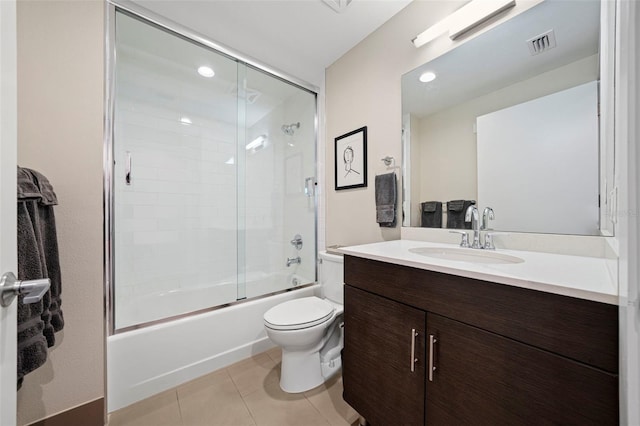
108,347 -> 360,426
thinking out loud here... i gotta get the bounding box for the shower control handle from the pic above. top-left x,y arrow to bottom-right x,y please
290,234 -> 303,250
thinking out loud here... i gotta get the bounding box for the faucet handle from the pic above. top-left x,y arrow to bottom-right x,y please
483,232 -> 496,250
449,230 -> 470,248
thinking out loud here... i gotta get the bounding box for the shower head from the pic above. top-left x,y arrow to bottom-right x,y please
281,122 -> 300,136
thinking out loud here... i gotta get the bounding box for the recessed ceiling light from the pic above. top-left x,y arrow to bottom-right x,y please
197,66 -> 215,78
419,71 -> 437,83
180,117 -> 192,125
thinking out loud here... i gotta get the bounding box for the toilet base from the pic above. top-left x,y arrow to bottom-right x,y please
280,349 -> 324,393
279,347 -> 342,393
279,322 -> 343,393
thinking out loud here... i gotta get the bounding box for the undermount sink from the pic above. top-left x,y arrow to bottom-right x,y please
409,247 -> 525,264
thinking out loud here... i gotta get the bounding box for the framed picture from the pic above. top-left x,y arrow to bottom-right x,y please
335,126 -> 367,190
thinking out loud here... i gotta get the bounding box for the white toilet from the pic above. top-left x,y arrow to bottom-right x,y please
263,251 -> 344,393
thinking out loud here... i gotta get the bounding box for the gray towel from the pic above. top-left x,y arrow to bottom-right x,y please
17,167 -> 63,388
446,199 -> 476,229
17,200 -> 49,389
375,172 -> 397,227
421,201 -> 442,228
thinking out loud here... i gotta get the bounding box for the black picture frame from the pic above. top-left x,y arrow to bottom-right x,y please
335,126 -> 367,190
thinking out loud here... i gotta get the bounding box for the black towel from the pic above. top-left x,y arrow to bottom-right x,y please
375,172 -> 397,227
446,199 -> 476,229
16,167 -> 63,389
421,201 -> 442,228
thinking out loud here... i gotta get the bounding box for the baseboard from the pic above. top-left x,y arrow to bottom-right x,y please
28,398 -> 104,426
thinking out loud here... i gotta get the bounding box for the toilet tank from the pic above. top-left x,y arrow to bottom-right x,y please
319,251 -> 344,304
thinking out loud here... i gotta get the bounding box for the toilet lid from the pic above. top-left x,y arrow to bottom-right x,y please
264,297 -> 335,330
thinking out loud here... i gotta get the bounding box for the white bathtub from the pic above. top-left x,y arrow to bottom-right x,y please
107,283 -> 319,412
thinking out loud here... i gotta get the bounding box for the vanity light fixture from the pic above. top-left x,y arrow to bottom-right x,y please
180,117 -> 192,125
419,71 -> 437,83
197,65 -> 215,78
412,0 -> 516,48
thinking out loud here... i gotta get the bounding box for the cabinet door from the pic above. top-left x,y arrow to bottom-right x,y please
343,285 -> 426,425
426,313 -> 618,425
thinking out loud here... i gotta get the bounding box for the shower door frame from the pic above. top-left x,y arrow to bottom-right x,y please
103,0 -> 320,336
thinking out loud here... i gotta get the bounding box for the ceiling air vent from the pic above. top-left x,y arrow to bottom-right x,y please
527,29 -> 557,56
322,0 -> 354,14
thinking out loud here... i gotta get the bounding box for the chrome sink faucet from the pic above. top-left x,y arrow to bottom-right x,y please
465,205 -> 481,249
481,207 -> 495,230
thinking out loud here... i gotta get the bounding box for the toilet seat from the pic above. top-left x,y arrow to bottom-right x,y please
264,297 -> 335,330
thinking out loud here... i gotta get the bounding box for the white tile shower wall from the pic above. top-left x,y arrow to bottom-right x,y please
114,98 -> 239,328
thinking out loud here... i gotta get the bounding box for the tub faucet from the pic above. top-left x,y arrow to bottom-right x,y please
465,205 -> 481,249
286,256 -> 301,267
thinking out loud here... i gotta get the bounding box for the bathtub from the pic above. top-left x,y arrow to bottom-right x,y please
114,271 -> 303,329
107,282 -> 319,412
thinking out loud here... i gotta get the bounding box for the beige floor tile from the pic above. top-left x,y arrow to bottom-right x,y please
108,389 -> 182,426
242,379 -> 330,426
177,368 -> 255,426
265,347 -> 281,364
304,376 -> 360,426
227,352 -> 280,397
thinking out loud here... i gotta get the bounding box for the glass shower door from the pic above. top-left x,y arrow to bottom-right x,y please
242,66 -> 317,299
113,12 -> 240,329
111,11 -> 317,331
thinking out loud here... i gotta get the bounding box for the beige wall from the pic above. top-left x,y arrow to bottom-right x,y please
16,1 -> 104,424
325,0 -> 542,247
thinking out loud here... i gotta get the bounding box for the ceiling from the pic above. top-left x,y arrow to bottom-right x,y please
128,0 -> 413,88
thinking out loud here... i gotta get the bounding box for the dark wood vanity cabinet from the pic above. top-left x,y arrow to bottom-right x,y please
342,255 -> 619,426
343,285 -> 426,425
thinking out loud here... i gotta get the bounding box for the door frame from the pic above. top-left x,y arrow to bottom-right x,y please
0,0 -> 18,423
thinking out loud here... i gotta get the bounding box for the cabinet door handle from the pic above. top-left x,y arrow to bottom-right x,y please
428,334 -> 437,381
410,328 -> 418,372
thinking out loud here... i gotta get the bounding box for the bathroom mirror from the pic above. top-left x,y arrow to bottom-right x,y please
402,0 -> 613,236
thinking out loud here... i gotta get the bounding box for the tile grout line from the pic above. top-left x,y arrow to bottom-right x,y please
304,391 -> 333,426
232,367 -> 259,426
173,389 -> 186,426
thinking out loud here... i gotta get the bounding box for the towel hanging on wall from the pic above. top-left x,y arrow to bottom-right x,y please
375,172 -> 397,227
16,167 -> 64,389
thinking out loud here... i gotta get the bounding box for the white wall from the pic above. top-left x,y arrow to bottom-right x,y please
477,81 -> 599,235
16,1 -> 104,424
325,0 -> 543,247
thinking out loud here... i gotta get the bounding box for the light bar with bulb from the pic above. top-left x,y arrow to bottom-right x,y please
412,0 -> 516,48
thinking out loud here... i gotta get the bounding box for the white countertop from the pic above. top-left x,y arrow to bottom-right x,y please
339,240 -> 618,305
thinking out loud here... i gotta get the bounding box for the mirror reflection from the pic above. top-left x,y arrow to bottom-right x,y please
402,0 -> 606,236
